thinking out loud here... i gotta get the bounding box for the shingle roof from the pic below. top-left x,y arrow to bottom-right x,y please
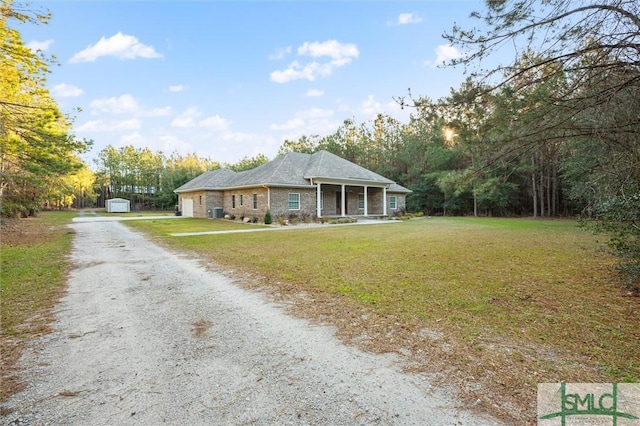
175,150 -> 411,193
304,150 -> 395,184
229,152 -> 310,187
174,168 -> 238,192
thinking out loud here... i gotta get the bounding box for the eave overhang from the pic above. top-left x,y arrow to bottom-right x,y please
306,176 -> 391,187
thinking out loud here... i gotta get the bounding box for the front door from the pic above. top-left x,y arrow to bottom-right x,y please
336,191 -> 347,215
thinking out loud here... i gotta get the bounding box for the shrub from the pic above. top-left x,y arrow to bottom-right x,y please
581,186 -> 640,293
298,210 -> 312,223
329,217 -> 358,224
264,210 -> 272,224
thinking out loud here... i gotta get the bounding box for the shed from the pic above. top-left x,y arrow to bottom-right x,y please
106,198 -> 131,213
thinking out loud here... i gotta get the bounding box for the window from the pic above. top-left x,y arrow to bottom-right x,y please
288,193 -> 300,210
390,196 -> 397,209
199,195 -> 202,206
253,194 -> 258,209
320,191 -> 324,210
232,195 -> 236,209
358,193 -> 364,209
240,194 -> 244,206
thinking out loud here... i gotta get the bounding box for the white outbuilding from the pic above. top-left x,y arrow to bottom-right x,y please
106,198 -> 131,213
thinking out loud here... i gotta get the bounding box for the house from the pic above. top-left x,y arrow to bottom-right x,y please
174,150 -> 411,220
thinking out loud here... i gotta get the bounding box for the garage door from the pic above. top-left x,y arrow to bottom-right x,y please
182,198 -> 194,217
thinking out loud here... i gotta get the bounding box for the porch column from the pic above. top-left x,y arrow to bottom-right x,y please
316,182 -> 322,218
383,186 -> 387,216
363,186 -> 368,216
341,184 -> 346,217
267,187 -> 271,212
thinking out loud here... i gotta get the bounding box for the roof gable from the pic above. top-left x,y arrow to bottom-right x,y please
305,150 -> 394,184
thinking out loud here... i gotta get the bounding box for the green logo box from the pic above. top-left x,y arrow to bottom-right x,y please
538,383 -> 640,425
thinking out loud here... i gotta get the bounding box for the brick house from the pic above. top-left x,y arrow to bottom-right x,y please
174,150 -> 411,220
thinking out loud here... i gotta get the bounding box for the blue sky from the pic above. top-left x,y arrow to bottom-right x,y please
20,1 -> 484,165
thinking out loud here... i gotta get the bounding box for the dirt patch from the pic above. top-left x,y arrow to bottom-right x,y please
191,319 -> 214,338
1,218 -> 51,246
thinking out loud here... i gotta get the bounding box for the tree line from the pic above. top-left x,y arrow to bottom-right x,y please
1,2 -> 90,217
90,145 -> 267,211
2,0 -> 637,287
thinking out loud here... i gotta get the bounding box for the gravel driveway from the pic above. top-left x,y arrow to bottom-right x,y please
2,219 -> 500,425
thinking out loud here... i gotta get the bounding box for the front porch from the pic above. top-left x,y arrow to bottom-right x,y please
314,182 -> 389,218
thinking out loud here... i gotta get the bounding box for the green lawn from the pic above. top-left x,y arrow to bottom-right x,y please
0,211 -> 76,401
127,217 -> 269,234
126,216 -> 640,422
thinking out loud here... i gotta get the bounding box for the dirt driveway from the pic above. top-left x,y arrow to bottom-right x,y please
2,219 -> 500,425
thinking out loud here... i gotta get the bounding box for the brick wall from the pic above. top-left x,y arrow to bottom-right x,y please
269,187 -> 316,218
221,188 -> 269,221
181,186 -> 408,220
178,191 -> 207,217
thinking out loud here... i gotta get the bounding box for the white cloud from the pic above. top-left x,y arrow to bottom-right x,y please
388,13 -> 422,25
75,118 -> 141,132
360,95 -> 383,117
426,44 -> 463,68
70,32 -> 162,63
305,89 -> 324,97
199,115 -> 231,131
270,60 -> 333,83
268,46 -> 291,60
297,40 -> 359,60
88,94 -> 170,117
270,118 -> 305,132
158,134 -> 193,156
171,108 -> 230,131
171,107 -> 200,128
169,85 -> 185,92
113,119 -> 142,131
335,96 -> 410,123
27,39 -> 54,51
270,40 -> 359,83
269,108 -> 337,137
120,132 -> 144,146
90,94 -> 140,115
303,108 -> 334,119
51,83 -> 83,98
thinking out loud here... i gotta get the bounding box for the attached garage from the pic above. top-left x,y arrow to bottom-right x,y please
181,198 -> 194,217
106,198 -> 130,213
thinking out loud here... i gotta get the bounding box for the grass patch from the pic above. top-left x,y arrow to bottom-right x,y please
0,211 -> 76,402
127,217 -> 269,235
95,210 -> 175,217
126,216 -> 640,423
